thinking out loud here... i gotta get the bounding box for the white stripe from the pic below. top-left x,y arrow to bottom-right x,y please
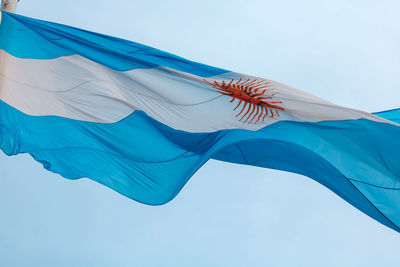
0,50 -> 392,132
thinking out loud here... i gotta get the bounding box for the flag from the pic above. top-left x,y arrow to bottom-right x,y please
1,11 -> 399,232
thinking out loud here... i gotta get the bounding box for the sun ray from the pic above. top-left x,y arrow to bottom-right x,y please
205,78 -> 284,124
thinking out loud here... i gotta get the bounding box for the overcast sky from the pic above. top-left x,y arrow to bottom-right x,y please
1,0 -> 400,266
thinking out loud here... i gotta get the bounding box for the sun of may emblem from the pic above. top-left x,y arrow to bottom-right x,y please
205,78 -> 284,123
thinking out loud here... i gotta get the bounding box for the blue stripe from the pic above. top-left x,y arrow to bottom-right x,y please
373,108 -> 400,124
0,11 -> 227,77
1,101 -> 399,232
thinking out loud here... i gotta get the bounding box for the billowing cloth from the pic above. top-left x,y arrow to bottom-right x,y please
1,12 -> 399,232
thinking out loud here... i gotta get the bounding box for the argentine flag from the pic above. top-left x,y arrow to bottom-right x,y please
1,11 -> 400,232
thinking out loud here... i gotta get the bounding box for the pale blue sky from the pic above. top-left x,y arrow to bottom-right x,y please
1,0 -> 400,266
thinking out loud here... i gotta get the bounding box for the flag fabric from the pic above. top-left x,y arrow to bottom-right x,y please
1,11 -> 400,232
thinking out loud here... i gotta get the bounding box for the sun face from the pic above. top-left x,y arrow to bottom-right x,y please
205,78 -> 284,123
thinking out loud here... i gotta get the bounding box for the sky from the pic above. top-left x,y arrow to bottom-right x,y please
0,0 -> 400,266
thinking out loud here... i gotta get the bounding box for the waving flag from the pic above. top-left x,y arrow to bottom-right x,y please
1,11 -> 399,232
